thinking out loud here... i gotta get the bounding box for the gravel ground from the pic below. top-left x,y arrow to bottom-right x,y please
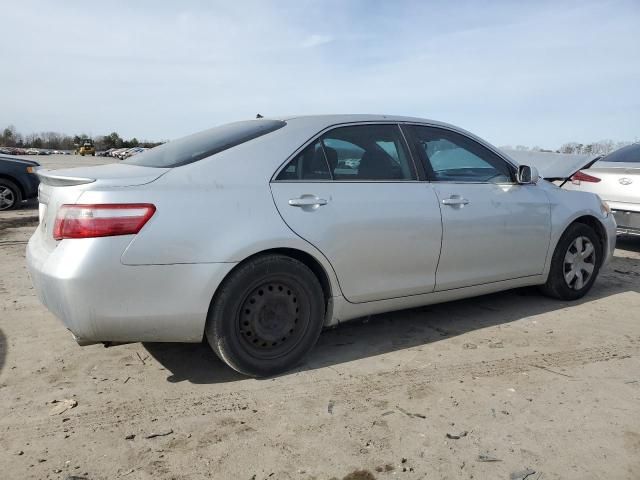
0,156 -> 639,479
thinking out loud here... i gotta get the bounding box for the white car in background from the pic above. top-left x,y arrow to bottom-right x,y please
562,144 -> 640,236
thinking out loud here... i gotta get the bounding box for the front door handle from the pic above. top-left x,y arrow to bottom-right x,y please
442,196 -> 470,206
288,196 -> 328,207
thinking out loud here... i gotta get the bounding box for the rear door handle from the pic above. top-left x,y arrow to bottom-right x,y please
442,196 -> 470,206
288,196 -> 328,207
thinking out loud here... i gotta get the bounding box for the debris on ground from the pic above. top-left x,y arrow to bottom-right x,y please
463,343 -> 478,349
510,468 -> 537,480
477,453 -> 502,462
136,352 -> 147,365
328,400 -> 335,414
49,399 -> 78,416
145,429 -> 173,439
446,431 -> 468,439
396,406 -> 426,418
125,434 -> 135,440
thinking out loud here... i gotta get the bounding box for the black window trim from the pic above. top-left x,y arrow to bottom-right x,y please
400,122 -> 518,185
271,121 -> 423,183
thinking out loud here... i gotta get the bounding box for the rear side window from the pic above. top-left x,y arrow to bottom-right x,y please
322,125 -> 416,180
276,140 -> 331,180
124,120 -> 286,168
601,143 -> 640,163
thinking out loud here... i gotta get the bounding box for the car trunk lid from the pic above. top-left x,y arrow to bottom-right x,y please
35,163 -> 168,250
577,161 -> 640,205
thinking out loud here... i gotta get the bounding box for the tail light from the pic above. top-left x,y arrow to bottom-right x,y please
53,204 -> 156,240
571,171 -> 601,184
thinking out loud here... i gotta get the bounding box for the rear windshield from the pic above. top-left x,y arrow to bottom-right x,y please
124,119 -> 286,168
601,143 -> 640,163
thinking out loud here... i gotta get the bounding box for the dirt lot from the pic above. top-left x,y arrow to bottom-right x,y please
1,156 -> 639,479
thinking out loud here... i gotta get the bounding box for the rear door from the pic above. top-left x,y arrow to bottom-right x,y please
270,123 -> 443,303
405,125 -> 551,291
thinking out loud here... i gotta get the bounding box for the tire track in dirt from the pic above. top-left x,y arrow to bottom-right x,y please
3,343 -> 635,436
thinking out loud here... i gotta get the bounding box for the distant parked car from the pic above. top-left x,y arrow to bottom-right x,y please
0,154 -> 40,210
110,148 -> 128,158
26,148 -> 40,155
561,144 -> 640,236
121,147 -> 147,159
27,115 -> 616,376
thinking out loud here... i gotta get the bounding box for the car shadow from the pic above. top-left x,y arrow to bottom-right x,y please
17,198 -> 38,210
144,342 -> 246,383
617,235 -> 640,253
144,257 -> 638,384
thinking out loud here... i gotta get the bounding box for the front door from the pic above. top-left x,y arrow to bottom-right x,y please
405,125 -> 551,291
270,123 -> 443,303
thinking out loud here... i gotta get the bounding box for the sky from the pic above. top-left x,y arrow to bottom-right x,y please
1,0 -> 639,149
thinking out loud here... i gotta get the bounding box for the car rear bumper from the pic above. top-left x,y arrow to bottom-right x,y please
612,209 -> 640,236
26,228 -> 236,344
602,214 -> 617,266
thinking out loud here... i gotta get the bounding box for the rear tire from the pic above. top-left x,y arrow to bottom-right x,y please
205,254 -> 325,377
0,179 -> 22,211
539,223 -> 602,300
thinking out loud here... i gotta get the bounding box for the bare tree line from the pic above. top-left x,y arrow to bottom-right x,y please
2,123 -> 635,156
501,139 -> 636,156
0,125 -> 163,151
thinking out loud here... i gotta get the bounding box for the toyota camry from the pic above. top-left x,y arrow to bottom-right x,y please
27,115 -> 616,376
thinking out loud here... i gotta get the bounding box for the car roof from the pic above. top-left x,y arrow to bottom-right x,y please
273,114 -> 456,130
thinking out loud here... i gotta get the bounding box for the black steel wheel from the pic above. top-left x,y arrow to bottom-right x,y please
206,254 -> 325,377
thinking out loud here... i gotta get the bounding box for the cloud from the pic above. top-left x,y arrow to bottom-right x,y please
300,34 -> 334,48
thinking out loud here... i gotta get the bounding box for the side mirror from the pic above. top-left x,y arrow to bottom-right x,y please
517,165 -> 539,184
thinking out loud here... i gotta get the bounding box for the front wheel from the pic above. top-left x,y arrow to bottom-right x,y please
205,254 -> 325,377
540,223 -> 602,300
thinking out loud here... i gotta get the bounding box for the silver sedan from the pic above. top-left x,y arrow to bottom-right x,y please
27,115 -> 616,376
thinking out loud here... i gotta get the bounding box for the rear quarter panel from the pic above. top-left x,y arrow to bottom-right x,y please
76,132 -> 343,299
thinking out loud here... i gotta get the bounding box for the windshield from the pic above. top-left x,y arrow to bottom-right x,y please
124,119 -> 286,168
601,143 -> 640,163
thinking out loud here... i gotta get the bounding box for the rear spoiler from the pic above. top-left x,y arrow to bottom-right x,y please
547,156 -> 602,186
36,169 -> 95,187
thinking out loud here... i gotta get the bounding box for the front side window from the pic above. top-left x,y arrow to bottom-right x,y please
408,126 -> 513,183
322,124 -> 415,180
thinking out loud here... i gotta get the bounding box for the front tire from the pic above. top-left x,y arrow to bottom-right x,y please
205,254 -> 325,377
0,179 -> 22,211
540,223 -> 602,300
